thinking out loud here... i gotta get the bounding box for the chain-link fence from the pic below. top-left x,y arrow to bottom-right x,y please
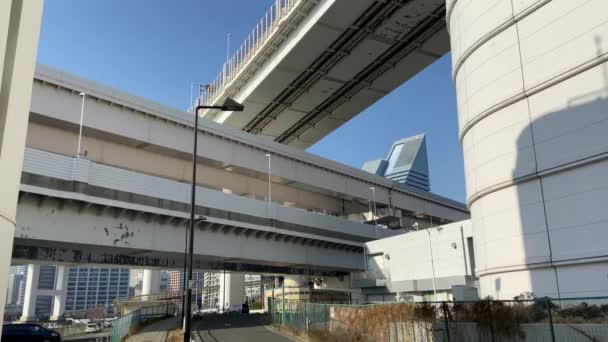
270,296 -> 608,341
111,303 -> 177,342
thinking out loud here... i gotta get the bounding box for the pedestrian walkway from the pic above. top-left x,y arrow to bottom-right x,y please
125,316 -> 180,342
192,314 -> 292,342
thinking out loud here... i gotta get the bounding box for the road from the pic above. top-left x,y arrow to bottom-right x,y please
194,314 -> 293,342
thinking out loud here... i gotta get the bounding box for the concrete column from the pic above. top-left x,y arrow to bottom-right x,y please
448,0 -> 608,298
142,269 -> 161,297
20,264 -> 40,321
50,265 -> 68,321
219,272 -> 245,310
283,275 -> 310,288
0,0 -> 44,331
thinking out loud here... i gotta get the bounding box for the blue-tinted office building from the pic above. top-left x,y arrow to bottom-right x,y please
362,134 -> 430,191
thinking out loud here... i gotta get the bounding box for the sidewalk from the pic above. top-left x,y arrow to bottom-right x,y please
125,316 -> 181,342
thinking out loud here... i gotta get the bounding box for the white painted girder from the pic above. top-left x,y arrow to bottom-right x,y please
30,65 -> 469,223
14,193 -> 364,273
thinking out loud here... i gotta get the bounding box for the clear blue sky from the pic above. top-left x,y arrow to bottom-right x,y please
37,0 -> 465,202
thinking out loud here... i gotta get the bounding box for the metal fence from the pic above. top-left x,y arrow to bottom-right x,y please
270,296 -> 608,341
53,323 -> 86,338
200,0 -> 303,107
111,303 -> 177,342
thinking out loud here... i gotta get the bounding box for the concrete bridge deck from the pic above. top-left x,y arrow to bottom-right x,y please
15,148 -> 391,274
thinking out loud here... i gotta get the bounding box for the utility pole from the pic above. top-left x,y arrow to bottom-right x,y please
266,153 -> 272,202
427,229 -> 438,301
370,187 -> 377,226
184,96 -> 243,342
76,93 -> 86,158
414,222 -> 439,301
227,33 -> 232,62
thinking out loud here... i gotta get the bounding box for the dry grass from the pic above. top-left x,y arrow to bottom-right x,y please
327,302 -> 436,341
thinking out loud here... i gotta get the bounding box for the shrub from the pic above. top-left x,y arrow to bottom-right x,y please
555,302 -> 608,323
452,297 -> 525,339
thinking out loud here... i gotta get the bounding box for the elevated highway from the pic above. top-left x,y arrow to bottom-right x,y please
14,65 -> 468,275
200,0 -> 449,148
17,147 -> 381,274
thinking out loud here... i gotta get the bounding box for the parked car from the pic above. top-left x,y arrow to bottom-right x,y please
44,322 -> 60,329
85,322 -> 101,333
2,323 -> 61,342
103,317 -> 116,328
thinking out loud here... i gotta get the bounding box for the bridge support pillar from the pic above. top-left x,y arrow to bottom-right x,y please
0,0 -> 44,330
142,269 -> 161,297
50,265 -> 68,321
219,272 -> 245,311
20,264 -> 40,322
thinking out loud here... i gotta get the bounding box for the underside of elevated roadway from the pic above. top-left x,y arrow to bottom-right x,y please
202,0 -> 449,148
13,190 -> 362,276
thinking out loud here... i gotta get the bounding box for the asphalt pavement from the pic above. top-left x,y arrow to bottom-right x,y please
193,314 -> 293,342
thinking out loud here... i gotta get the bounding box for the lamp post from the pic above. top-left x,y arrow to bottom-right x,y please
414,222 -> 439,301
222,268 -> 226,313
189,83 -> 205,113
76,92 -> 86,158
226,33 -> 232,63
266,153 -> 272,203
184,96 -> 244,342
181,224 -> 188,322
370,187 -> 377,226
184,83 -> 201,323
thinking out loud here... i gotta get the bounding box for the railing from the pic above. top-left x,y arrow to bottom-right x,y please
199,0 -> 303,108
114,287 -> 228,316
116,290 -> 184,303
50,323 -> 86,338
112,303 -> 177,342
270,297 -> 608,341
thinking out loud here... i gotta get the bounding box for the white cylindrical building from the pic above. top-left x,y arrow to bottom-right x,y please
447,0 -> 608,299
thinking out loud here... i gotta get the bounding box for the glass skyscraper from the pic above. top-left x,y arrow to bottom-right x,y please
362,134 -> 430,191
65,267 -> 130,312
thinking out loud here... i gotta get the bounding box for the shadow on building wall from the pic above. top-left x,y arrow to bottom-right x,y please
492,38 -> 608,299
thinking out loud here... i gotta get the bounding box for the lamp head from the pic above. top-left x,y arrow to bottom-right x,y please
220,97 -> 244,112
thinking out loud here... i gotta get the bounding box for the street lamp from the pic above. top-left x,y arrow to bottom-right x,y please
414,221 -> 440,301
76,92 -> 86,158
184,96 -> 244,342
266,154 -> 272,203
370,187 -> 378,226
189,83 -> 205,113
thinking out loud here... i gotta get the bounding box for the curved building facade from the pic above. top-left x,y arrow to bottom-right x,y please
447,0 -> 608,299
